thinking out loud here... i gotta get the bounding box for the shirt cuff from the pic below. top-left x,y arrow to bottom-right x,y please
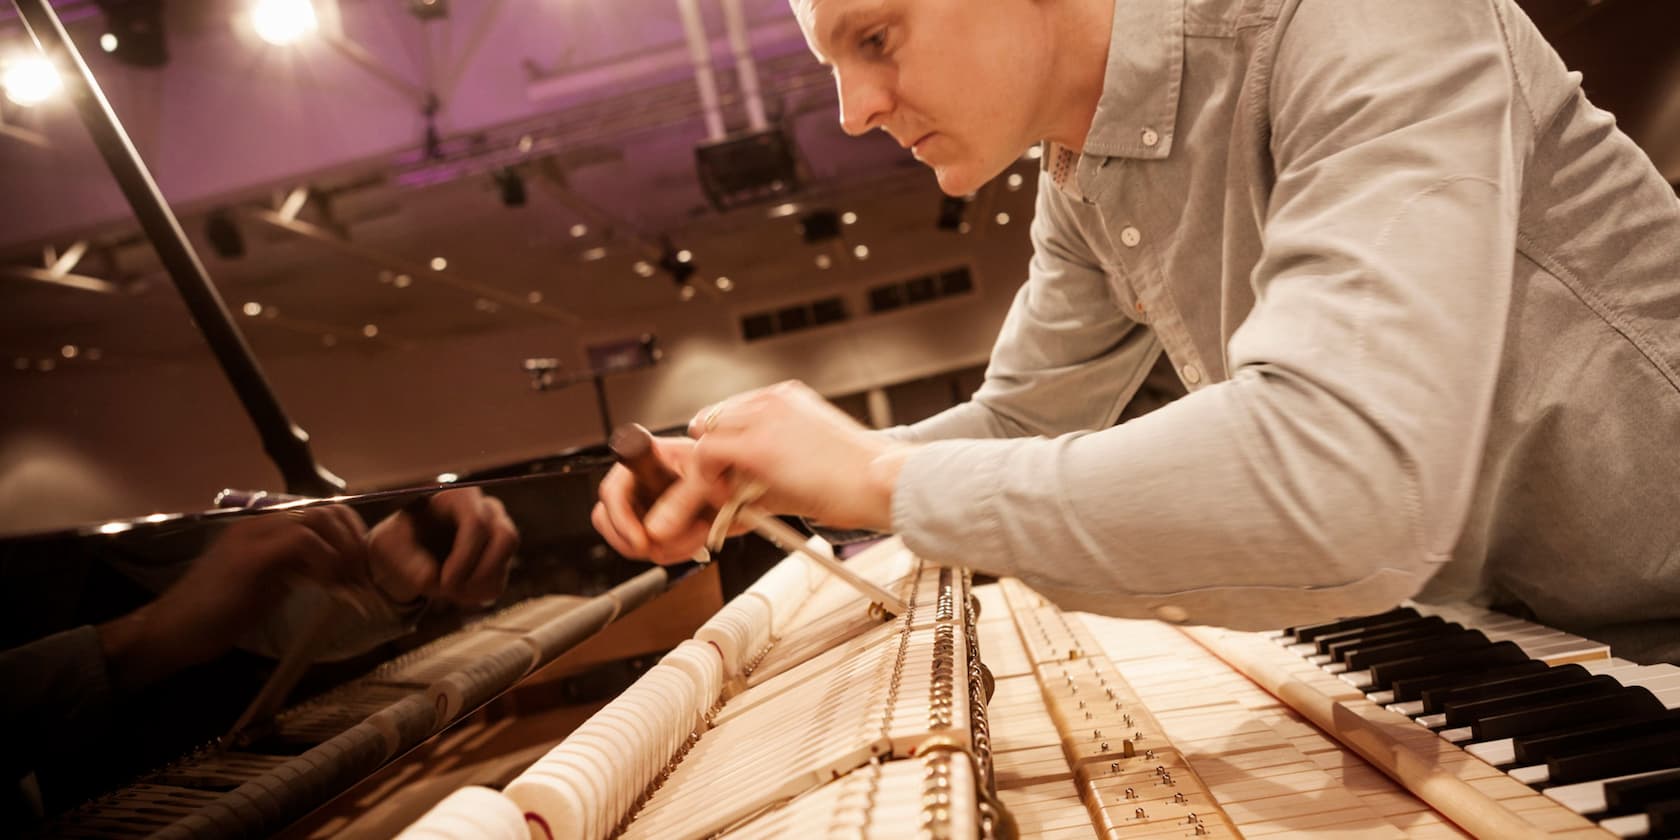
891,438 -> 1015,575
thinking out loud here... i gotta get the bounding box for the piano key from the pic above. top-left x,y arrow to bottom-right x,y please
1472,687 -> 1667,742
1544,769 -> 1677,814
1422,663 -> 1594,715
1283,607 -> 1421,645
1647,797 -> 1680,838
1512,709 -> 1680,768
1440,674 -> 1621,728
1322,618 -> 1456,663
1598,812 -> 1651,838
1375,644 -> 1541,699
1309,614 -> 1448,656
1539,728 -> 1680,786
1606,768 -> 1680,814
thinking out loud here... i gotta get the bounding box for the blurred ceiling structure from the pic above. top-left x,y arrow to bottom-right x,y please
0,0 -> 1673,368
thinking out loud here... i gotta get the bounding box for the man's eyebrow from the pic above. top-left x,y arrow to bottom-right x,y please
822,10 -> 867,58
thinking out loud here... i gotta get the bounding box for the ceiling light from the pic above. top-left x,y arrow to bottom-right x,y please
393,273 -> 412,288
676,249 -> 693,264
996,212 -> 1011,225
815,254 -> 832,269
2,56 -> 61,107
679,285 -> 697,301
100,33 -> 119,53
570,223 -> 588,238
1006,173 -> 1024,190
60,345 -> 78,359
527,291 -> 543,303
251,0 -> 318,46
436,472 -> 459,483
242,301 -> 262,316
1024,145 -> 1044,161
768,202 -> 800,219
852,245 -> 870,260
841,211 -> 858,225
581,247 -> 608,262
430,256 -> 448,271
715,276 -> 733,291
634,260 -> 655,277
362,324 -> 379,338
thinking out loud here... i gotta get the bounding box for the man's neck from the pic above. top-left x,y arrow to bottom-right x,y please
1041,0 -> 1116,152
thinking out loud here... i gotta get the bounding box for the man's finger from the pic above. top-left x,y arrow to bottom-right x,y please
438,503 -> 489,595
597,466 -> 651,555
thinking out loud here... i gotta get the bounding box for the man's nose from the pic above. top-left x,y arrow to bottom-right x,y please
836,70 -> 890,137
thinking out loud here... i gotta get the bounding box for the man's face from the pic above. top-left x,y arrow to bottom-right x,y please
794,0 -> 1051,196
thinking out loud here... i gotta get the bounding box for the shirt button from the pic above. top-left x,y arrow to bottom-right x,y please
1154,604 -> 1189,623
1120,226 -> 1142,247
1181,364 -> 1202,385
1140,127 -> 1160,148
1134,301 -> 1146,314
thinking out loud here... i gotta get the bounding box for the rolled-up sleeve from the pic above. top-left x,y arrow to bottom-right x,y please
891,171 -> 1162,444
893,0 -> 1520,629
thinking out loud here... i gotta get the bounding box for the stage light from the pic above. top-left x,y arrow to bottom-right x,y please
491,167 -> 526,207
100,0 -> 168,67
205,208 -> 245,258
2,56 -> 61,107
799,209 -> 841,243
251,0 -> 318,46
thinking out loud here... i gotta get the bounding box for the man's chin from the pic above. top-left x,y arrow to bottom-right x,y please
931,164 -> 984,197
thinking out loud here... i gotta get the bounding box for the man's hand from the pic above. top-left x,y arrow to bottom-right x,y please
591,381 -> 913,564
367,487 -> 520,607
99,504 -> 373,695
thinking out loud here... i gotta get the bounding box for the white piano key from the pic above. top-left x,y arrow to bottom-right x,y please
1508,764 -> 1550,786
1338,669 -> 1373,689
1441,726 -> 1473,743
1365,689 -> 1396,705
1416,713 -> 1448,729
1310,653 -> 1337,667
1540,769 -> 1675,814
1465,738 -> 1516,766
1600,813 -> 1651,838
1387,700 -> 1426,717
1287,642 -> 1318,656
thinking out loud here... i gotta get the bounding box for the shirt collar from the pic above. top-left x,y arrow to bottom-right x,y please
1078,0 -> 1186,161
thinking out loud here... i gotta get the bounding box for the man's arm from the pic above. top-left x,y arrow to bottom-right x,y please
894,0 -> 1521,629
890,173 -> 1162,443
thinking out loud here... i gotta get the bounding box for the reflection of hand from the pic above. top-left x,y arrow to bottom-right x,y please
590,381 -> 913,564
98,505 -> 372,695
367,488 -> 519,607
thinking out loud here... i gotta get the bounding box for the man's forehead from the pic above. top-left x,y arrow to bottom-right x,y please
791,0 -> 872,61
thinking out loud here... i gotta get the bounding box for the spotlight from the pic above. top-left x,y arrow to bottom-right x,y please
659,244 -> 696,286
407,0 -> 449,20
251,0 -> 318,46
799,209 -> 841,243
97,0 -> 168,67
2,56 -> 61,107
491,166 -> 526,207
205,208 -> 245,259
936,196 -> 969,231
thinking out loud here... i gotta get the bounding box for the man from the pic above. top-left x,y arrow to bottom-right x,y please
595,0 -> 1680,663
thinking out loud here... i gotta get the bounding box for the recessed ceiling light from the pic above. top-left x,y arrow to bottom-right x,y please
634,260 -> 656,277
570,223 -> 588,238
430,256 -> 448,271
841,211 -> 858,225
995,212 -> 1011,225
852,245 -> 870,260
362,324 -> 379,338
242,302 -> 262,316
815,254 -> 832,269
679,285 -> 697,301
715,276 -> 733,291
769,202 -> 800,218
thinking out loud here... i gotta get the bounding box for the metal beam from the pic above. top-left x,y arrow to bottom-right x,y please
242,206 -> 582,325
1,264 -> 123,294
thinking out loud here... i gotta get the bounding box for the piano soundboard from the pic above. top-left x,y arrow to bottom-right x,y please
393,539 -> 1677,840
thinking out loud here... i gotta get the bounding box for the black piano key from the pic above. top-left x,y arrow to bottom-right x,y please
1311,615 -> 1446,655
1379,643 -> 1540,699
1546,729 -> 1680,786
1514,710 -> 1680,768
1646,796 -> 1680,839
1442,674 -> 1620,728
1473,687 -> 1666,743
1324,618 -> 1456,663
1289,607 -> 1420,643
1606,769 -> 1680,814
1423,664 -> 1593,715
1345,628 -> 1489,671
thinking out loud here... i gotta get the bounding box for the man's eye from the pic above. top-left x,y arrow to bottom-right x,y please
860,29 -> 887,54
